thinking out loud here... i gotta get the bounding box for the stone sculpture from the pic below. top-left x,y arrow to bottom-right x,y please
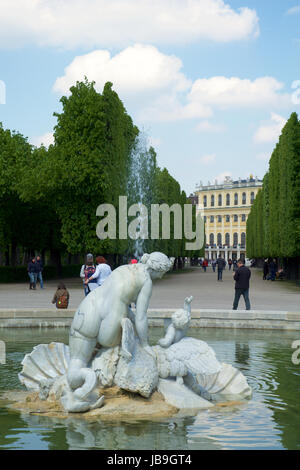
19,252 -> 252,414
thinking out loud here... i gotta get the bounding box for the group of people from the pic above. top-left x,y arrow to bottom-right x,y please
80,253 -> 112,296
263,258 -> 284,281
51,254 -> 113,309
200,257 -> 236,274
28,251 -> 252,313
27,255 -> 44,290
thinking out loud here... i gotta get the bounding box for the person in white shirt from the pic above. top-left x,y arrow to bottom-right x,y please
84,255 -> 112,290
80,254 -> 97,296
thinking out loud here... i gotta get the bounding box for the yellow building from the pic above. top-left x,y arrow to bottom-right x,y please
195,176 -> 263,261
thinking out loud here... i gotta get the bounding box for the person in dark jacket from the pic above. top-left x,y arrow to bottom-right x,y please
27,257 -> 37,290
268,259 -> 277,281
232,259 -> 251,310
216,256 -> 226,281
263,259 -> 269,280
36,255 -> 44,289
233,259 -> 238,271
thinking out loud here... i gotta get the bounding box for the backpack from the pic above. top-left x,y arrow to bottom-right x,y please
56,293 -> 68,309
84,264 -> 96,279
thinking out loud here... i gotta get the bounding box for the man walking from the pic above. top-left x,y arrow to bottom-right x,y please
233,259 -> 251,310
268,258 -> 277,281
212,259 -> 216,272
36,255 -> 44,289
27,257 -> 37,290
216,256 -> 226,281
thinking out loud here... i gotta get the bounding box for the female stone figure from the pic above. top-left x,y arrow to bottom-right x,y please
66,252 -> 173,410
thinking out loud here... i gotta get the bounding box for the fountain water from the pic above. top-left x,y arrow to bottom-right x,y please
126,132 -> 157,259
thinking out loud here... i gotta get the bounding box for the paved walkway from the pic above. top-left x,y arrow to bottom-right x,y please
0,267 -> 299,311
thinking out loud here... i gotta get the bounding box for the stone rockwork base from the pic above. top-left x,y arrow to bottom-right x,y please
1,387 -> 177,421
1,387 -> 246,421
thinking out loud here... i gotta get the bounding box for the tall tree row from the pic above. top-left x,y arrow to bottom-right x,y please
246,112 -> 300,279
0,79 -> 202,269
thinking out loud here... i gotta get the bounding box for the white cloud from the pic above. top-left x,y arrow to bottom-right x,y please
195,120 -> 225,133
214,171 -> 233,183
139,75 -> 290,122
286,6 -> 300,15
53,45 -> 191,96
30,132 -> 54,148
53,46 -> 291,125
200,154 -> 216,165
188,76 -> 289,109
138,93 -> 213,122
253,113 -> 287,144
0,0 -> 259,49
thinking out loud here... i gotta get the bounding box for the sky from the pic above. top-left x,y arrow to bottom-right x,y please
1,0 -> 300,196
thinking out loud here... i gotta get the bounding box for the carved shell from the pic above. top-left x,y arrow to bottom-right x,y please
18,342 -> 70,391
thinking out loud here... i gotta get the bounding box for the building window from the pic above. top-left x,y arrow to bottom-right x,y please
217,233 -> 222,246
217,215 -> 222,223
242,192 -> 246,204
218,194 -> 222,206
225,215 -> 230,223
204,216 -> 207,223
210,215 -> 214,223
225,233 -> 230,246
209,233 -> 214,246
233,232 -> 238,246
241,232 -> 246,247
211,195 -> 215,207
241,214 -> 246,222
203,195 -> 207,207
226,193 -> 230,206
234,193 -> 238,205
233,214 -> 238,222
251,192 -> 255,204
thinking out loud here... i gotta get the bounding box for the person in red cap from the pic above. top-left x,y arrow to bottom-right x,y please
130,259 -> 138,264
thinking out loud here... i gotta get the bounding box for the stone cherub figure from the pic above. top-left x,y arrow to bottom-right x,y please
158,296 -> 193,348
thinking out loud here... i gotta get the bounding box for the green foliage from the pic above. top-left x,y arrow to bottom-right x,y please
0,123 -> 59,258
247,112 -> 300,259
0,79 -> 196,268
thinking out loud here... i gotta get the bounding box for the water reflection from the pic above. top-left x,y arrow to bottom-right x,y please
0,327 -> 300,450
19,413 -> 224,451
235,343 -> 250,366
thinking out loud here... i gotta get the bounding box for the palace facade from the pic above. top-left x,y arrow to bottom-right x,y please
194,176 -> 263,261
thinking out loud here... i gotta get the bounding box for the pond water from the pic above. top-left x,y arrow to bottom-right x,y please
0,327 -> 299,450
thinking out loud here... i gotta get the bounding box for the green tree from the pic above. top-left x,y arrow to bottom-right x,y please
19,79 -> 138,256
247,112 -> 300,279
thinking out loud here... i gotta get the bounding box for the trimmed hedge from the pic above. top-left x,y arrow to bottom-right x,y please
0,264 -> 82,283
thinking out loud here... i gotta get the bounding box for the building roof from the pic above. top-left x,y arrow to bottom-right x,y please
195,175 -> 263,192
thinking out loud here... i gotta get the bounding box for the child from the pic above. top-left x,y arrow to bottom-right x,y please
52,282 -> 70,309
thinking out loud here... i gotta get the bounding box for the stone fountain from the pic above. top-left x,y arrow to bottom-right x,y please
17,252 -> 252,418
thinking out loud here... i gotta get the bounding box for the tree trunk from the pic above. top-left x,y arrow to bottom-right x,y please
11,241 -> 17,267
5,246 -> 9,266
49,249 -> 62,276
